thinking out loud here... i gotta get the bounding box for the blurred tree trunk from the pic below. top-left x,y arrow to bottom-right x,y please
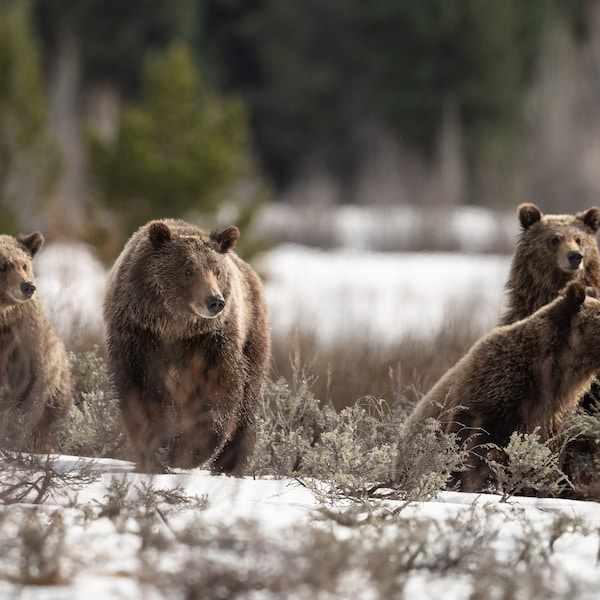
47,25 -> 86,233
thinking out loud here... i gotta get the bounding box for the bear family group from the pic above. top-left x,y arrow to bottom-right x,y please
0,203 -> 599,495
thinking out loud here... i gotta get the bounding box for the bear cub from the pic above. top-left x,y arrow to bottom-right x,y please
0,232 -> 73,450
398,281 -> 600,493
104,219 -> 271,474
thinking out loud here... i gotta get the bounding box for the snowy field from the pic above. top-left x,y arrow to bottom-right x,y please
33,242 -> 511,348
2,456 -> 600,598
4,206 -> 600,598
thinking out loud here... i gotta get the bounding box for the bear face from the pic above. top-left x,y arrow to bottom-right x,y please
518,203 -> 600,274
147,222 -> 240,321
0,232 -> 43,308
500,203 -> 600,325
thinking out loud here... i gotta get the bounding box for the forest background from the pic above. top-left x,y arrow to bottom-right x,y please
2,0 -> 600,255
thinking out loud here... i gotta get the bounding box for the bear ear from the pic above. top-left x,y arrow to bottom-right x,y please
578,207 -> 600,233
148,221 -> 172,249
563,281 -> 587,312
211,226 -> 240,253
518,203 -> 542,230
17,231 -> 44,257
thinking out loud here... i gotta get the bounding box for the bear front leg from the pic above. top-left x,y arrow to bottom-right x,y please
121,388 -> 170,473
210,417 -> 256,476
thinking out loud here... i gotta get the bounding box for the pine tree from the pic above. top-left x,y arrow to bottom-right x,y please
88,42 -> 265,247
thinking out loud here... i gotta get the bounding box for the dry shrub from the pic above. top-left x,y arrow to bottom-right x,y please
0,451 -> 100,505
487,430 -> 569,501
56,348 -> 130,459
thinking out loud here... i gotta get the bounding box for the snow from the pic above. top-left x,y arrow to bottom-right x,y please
2,456 -> 600,598
259,245 -> 510,343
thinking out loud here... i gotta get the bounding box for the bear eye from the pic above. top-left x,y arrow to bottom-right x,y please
214,267 -> 221,278
575,237 -> 582,245
184,268 -> 194,277
0,262 -> 7,272
551,236 -> 561,246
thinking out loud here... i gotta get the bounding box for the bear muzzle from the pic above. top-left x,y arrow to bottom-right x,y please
20,281 -> 36,299
192,294 -> 226,319
565,250 -> 584,271
8,280 -> 36,302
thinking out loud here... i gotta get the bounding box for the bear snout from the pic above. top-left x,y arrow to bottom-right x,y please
20,281 -> 36,299
567,250 -> 584,270
206,294 -> 225,316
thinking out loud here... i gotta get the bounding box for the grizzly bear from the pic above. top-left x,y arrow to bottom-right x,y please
0,232 -> 73,450
398,282 -> 600,493
103,219 -> 271,474
500,203 -> 600,326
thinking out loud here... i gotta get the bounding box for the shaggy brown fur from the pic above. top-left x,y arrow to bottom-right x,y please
0,232 -> 73,450
500,203 -> 600,326
399,282 -> 600,493
104,219 -> 271,474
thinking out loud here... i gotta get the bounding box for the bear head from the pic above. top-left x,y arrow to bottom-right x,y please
147,221 -> 240,320
517,203 -> 600,275
0,232 -> 43,306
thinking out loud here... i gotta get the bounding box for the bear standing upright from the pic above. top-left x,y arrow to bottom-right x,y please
104,219 -> 271,474
398,282 -> 600,493
0,232 -> 73,449
500,203 -> 600,325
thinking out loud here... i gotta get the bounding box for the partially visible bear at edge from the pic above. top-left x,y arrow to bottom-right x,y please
0,232 -> 73,450
500,203 -> 600,497
103,219 -> 271,474
397,282 -> 600,493
501,203 -> 600,325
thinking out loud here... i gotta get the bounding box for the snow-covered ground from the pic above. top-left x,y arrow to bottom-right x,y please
1,456 -> 600,599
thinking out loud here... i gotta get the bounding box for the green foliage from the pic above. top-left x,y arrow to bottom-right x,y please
202,0 -> 578,187
88,41 -> 262,242
33,0 -> 199,98
361,0 -> 566,157
0,0 -> 59,232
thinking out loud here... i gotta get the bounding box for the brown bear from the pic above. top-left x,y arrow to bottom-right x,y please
103,219 -> 271,474
500,203 -> 600,326
0,232 -> 73,450
398,281 -> 600,493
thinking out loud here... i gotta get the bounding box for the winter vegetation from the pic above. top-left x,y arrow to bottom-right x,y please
3,1 -> 600,597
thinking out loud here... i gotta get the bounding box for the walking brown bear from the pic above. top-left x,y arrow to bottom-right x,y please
103,219 -> 271,474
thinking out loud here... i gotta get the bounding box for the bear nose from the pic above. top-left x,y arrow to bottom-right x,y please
206,294 -> 225,315
20,281 -> 36,299
567,250 -> 584,269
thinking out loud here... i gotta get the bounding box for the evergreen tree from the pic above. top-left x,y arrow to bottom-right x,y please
88,42 -> 264,243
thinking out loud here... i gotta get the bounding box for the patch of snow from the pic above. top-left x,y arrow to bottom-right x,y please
258,245 -> 511,343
